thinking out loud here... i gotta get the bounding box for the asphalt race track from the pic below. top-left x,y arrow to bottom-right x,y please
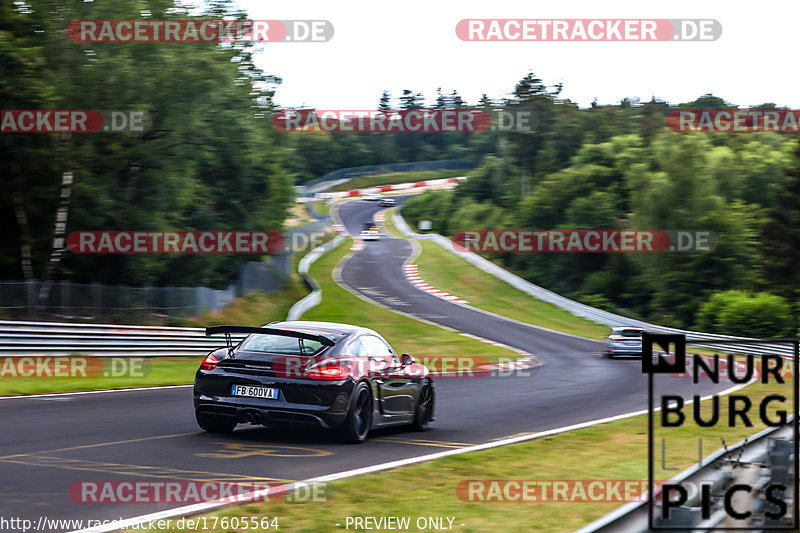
0,199 -> 737,532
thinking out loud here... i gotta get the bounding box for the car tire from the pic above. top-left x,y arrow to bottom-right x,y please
411,379 -> 434,431
196,412 -> 237,434
338,381 -> 372,444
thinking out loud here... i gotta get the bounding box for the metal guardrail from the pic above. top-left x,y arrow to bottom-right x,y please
287,235 -> 345,321
576,421 -> 795,532
392,208 -> 797,359
0,320 -> 246,357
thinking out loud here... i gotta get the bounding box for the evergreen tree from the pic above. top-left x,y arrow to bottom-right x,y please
761,144 -> 800,298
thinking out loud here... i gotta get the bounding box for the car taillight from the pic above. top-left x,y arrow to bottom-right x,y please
306,365 -> 350,380
610,335 -> 626,341
200,353 -> 219,371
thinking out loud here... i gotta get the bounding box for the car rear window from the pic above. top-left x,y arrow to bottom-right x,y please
619,329 -> 643,338
240,334 -> 324,355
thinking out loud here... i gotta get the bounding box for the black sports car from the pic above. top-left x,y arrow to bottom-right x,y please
194,321 -> 435,443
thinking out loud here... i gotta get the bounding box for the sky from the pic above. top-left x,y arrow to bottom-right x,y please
227,0 -> 800,110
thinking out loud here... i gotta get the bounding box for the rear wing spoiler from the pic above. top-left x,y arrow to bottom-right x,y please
205,325 -> 335,346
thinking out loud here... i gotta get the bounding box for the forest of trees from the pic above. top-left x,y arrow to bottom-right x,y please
401,75 -> 800,333
3,0 -> 799,336
1,0 -> 295,288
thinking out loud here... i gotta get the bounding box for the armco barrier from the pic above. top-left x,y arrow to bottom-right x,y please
391,208 -> 796,358
0,320 -> 244,357
287,235 -> 345,321
575,421 -> 795,532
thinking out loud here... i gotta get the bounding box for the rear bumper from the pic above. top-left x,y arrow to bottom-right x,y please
193,370 -> 354,429
194,400 -> 347,428
605,342 -> 642,355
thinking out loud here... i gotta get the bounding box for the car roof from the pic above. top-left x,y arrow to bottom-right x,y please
611,326 -> 644,331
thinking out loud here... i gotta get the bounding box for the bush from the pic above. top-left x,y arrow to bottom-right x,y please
695,290 -> 795,337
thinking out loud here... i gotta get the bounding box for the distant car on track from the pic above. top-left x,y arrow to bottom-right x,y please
363,193 -> 382,201
603,326 -> 644,357
378,198 -> 395,207
194,321 -> 434,442
360,228 -> 380,241
360,222 -> 381,241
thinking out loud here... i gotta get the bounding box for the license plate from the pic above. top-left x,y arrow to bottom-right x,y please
231,384 -> 279,399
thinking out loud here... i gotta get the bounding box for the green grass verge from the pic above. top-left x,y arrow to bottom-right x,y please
312,200 -> 330,215
300,237 -> 517,362
382,209 -> 610,340
156,372 -> 788,532
329,169 -> 469,192
0,357 -> 200,396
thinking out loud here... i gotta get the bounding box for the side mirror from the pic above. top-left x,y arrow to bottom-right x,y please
401,353 -> 415,366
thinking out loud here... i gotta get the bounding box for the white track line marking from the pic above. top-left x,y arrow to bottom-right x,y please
0,384 -> 192,400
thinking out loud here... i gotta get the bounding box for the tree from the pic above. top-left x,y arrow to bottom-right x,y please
696,291 -> 795,337
1,0 -> 293,289
639,97 -> 668,145
378,90 -> 392,112
450,90 -> 464,109
761,143 -> 800,298
400,89 -> 424,110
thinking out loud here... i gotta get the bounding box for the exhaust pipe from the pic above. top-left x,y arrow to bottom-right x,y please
242,409 -> 263,425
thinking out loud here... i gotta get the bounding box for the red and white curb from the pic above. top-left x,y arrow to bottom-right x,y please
403,264 -> 467,303
459,332 -> 539,371
317,176 -> 468,199
373,211 -> 386,224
